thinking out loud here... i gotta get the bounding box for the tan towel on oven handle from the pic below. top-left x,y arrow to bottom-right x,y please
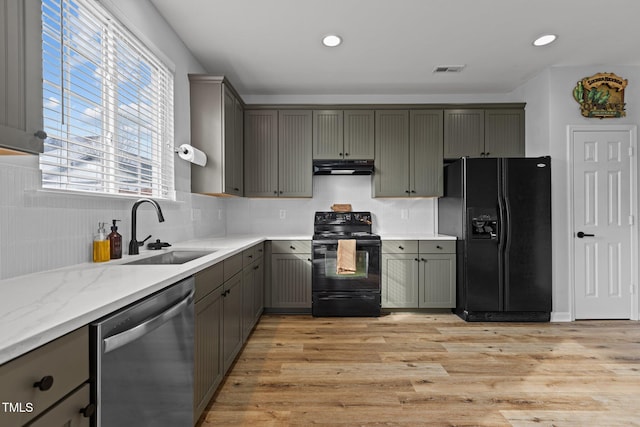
337,239 -> 357,275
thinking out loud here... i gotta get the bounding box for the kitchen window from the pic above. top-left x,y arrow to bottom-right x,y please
39,0 -> 175,200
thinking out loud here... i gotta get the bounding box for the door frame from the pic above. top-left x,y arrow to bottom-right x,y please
566,125 -> 638,320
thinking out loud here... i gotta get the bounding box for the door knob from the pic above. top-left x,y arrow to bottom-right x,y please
577,231 -> 595,238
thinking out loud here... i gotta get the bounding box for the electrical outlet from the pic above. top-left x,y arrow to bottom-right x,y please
401,209 -> 409,220
279,210 -> 286,219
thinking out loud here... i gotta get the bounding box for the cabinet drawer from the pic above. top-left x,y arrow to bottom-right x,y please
224,253 -> 243,281
271,240 -> 311,254
382,240 -> 418,254
195,262 -> 223,302
28,383 -> 91,427
419,240 -> 456,253
0,327 -> 89,426
243,242 -> 265,267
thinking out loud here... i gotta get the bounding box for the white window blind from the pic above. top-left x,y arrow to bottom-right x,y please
40,0 -> 175,200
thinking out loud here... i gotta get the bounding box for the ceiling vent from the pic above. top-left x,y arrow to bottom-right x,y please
433,65 -> 466,73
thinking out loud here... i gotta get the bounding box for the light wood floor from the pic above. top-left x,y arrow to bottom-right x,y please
197,313 -> 640,426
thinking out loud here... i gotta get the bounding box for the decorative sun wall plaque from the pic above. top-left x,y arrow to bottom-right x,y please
572,72 -> 627,118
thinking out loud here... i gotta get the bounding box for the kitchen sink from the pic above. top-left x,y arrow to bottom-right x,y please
122,250 -> 215,265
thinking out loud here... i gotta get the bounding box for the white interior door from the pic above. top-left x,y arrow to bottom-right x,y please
573,129 -> 634,319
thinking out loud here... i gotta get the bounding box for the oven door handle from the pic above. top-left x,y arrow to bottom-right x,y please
316,294 -> 378,301
313,240 -> 380,246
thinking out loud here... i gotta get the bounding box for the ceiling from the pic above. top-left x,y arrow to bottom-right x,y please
149,0 -> 640,97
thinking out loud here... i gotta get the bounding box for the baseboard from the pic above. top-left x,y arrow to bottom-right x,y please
550,311 -> 572,322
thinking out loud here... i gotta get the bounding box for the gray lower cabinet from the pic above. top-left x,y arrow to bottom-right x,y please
268,241 -> 312,310
222,264 -> 243,373
0,327 -> 90,427
374,110 -> 443,197
444,108 -> 524,159
193,263 -> 224,420
0,0 -> 44,154
313,110 -> 374,160
242,243 -> 264,342
381,240 -> 456,309
244,110 -> 312,197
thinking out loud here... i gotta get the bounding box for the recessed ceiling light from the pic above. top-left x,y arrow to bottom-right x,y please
322,34 -> 342,47
533,34 -> 557,47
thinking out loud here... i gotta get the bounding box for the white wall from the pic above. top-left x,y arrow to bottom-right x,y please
516,65 -> 640,320
0,0 -> 226,280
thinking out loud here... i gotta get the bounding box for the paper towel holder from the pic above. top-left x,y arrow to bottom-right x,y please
175,143 -> 207,167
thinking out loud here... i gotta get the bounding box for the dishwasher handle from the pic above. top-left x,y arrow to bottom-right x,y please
103,289 -> 194,354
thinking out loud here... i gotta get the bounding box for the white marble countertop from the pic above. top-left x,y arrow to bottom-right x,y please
0,232 -> 454,365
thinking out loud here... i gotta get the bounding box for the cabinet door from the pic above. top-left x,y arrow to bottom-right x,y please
344,110 -> 375,160
0,0 -> 44,154
252,258 -> 264,323
270,253 -> 312,308
313,110 -> 343,160
444,109 -> 484,159
244,110 -> 279,197
241,265 -> 255,342
233,97 -> 244,193
410,110 -> 443,197
419,254 -> 456,308
27,384 -> 91,427
223,88 -> 242,196
194,288 -> 223,418
222,273 -> 243,372
373,110 -> 410,197
381,253 -> 419,308
484,109 -> 525,157
278,110 -> 312,197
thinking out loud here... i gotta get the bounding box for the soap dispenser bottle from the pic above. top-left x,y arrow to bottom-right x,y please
108,219 -> 122,259
93,222 -> 110,262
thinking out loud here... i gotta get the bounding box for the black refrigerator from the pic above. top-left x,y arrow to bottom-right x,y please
438,157 -> 552,322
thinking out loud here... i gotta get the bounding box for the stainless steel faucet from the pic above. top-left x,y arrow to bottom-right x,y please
128,198 -> 165,255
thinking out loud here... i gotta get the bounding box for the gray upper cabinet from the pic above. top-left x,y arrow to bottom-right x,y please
443,109 -> 485,159
411,110 -> 444,197
444,107 -> 525,159
0,0 -> 44,154
374,109 -> 443,197
313,110 -> 343,160
189,75 -> 243,196
374,110 -> 410,197
244,110 -> 279,197
484,109 -> 525,157
279,110 -> 312,197
313,110 -> 374,160
244,110 -> 312,198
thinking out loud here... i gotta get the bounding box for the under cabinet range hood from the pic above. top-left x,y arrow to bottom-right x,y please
313,160 -> 374,175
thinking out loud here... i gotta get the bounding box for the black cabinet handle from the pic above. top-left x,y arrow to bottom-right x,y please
485,152 -> 490,156
577,231 -> 595,238
405,190 -> 411,194
398,246 -> 404,250
274,191 -> 278,195
345,152 -> 350,156
480,152 -> 486,156
248,254 -> 253,258
307,258 -> 312,262
414,258 -> 419,262
411,190 -> 416,193
79,403 -> 96,418
34,130 -> 48,140
436,245 -> 442,249
339,152 -> 343,156
290,246 -> 296,250
421,258 -> 427,262
253,265 -> 259,270
234,187 -> 240,191
33,375 -> 54,391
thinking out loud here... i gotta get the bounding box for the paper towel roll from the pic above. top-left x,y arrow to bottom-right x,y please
178,144 -> 207,167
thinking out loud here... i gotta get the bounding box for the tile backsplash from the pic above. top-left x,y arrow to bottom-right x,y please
226,175 -> 438,236
1,158 -> 439,280
0,156 -> 226,279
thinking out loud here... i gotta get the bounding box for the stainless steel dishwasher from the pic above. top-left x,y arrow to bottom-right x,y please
91,276 -> 194,427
